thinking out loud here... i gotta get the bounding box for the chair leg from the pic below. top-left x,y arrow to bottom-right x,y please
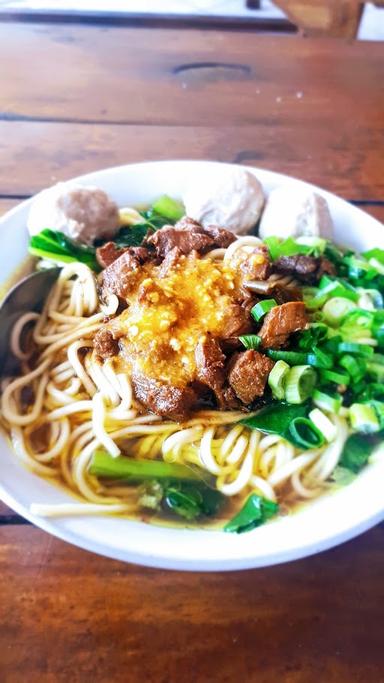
273,1 -> 365,37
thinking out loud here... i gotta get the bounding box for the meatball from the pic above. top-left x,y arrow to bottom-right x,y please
27,182 -> 120,245
183,166 -> 264,235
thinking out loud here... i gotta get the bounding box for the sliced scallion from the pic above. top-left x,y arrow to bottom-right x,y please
285,365 -> 317,404
239,334 -> 261,350
312,389 -> 342,414
288,417 -> 325,449
267,350 -> 308,365
251,299 -> 277,322
319,369 -> 350,386
308,408 -> 337,442
337,342 -> 374,358
306,347 -> 333,369
367,362 -> 384,381
268,360 -> 290,400
339,354 -> 366,382
349,403 -> 380,434
322,297 -> 356,326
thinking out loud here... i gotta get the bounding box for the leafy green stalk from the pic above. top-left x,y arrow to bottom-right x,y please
339,433 -> 380,473
29,229 -> 99,270
224,494 -> 278,534
89,451 -> 202,482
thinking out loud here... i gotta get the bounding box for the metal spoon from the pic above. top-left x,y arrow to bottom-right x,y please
0,268 -> 60,376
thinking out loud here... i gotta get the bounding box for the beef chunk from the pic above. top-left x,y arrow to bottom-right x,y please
271,284 -> 303,305
216,386 -> 242,411
259,301 -> 307,349
99,247 -> 150,299
158,247 -> 182,278
132,372 -> 197,422
222,304 -> 253,339
94,328 -> 119,359
147,219 -> 236,258
202,224 -> 236,249
240,244 -> 271,281
228,350 -> 274,405
147,225 -> 213,258
273,255 -> 336,284
317,257 -> 337,279
195,335 -> 226,395
175,216 -> 202,230
96,241 -> 126,268
219,303 -> 254,351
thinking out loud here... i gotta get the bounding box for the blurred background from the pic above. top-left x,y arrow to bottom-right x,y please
0,0 -> 384,39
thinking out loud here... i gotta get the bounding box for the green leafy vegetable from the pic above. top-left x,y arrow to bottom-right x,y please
163,482 -> 224,520
264,236 -> 325,260
89,451 -> 202,482
224,493 -> 278,534
90,452 -> 224,522
29,229 -> 99,270
339,433 -> 379,473
152,195 -> 184,222
113,224 -> 150,248
140,207 -> 173,230
362,248 -> 384,265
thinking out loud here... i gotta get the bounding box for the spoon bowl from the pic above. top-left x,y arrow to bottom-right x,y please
0,268 -> 60,375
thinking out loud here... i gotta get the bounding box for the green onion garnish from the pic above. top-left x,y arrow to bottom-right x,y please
337,342 -> 374,357
306,347 -> 333,369
308,408 -> 337,442
287,417 -> 325,449
268,360 -> 290,400
285,365 -> 317,404
339,354 -> 366,382
312,389 -> 342,414
319,369 -> 350,386
239,335 -> 261,350
367,362 -> 384,381
266,350 -> 308,365
349,403 -> 380,434
251,299 -> 277,322
322,297 -> 356,326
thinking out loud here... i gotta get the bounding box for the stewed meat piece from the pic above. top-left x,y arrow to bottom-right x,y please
195,335 -> 226,396
147,225 -> 213,258
96,241 -> 126,268
94,328 -> 120,359
239,244 -> 271,281
228,350 -> 274,405
131,372 -> 198,422
273,255 -> 336,284
147,218 -> 236,258
202,224 -> 237,249
99,246 -> 151,299
259,301 -> 307,349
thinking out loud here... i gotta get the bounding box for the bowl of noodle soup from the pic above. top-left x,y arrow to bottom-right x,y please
0,160 -> 383,570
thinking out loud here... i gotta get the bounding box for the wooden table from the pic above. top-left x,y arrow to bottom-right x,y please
0,22 -> 383,683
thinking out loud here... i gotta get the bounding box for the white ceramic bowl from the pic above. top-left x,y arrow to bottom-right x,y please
1,161 -> 383,571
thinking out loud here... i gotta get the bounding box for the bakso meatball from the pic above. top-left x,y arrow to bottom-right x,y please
259,186 -> 334,240
27,182 -> 120,245
183,166 -> 264,235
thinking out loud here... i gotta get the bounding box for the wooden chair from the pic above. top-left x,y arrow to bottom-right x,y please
269,1 -> 371,38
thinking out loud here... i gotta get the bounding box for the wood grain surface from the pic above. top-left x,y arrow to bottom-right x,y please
0,524 -> 383,683
0,21 -> 384,683
0,120 -> 383,201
